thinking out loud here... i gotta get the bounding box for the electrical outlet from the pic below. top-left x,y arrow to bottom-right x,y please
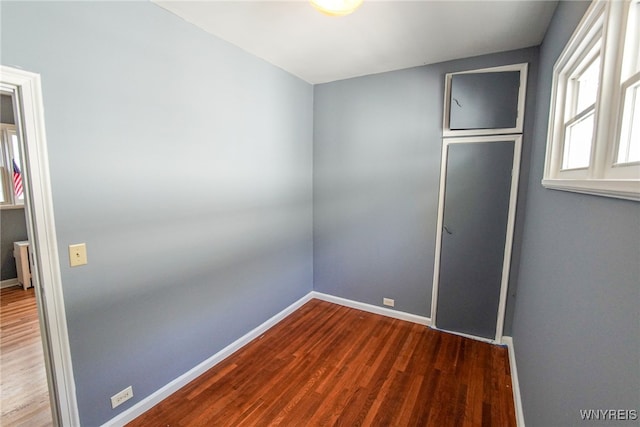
110,386 -> 133,409
383,298 -> 395,307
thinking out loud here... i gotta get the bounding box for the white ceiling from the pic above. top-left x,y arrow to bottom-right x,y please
153,0 -> 559,84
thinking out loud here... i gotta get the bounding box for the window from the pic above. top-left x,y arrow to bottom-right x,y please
544,0 -> 640,201
1,124 -> 25,208
616,0 -> 640,166
562,42 -> 601,170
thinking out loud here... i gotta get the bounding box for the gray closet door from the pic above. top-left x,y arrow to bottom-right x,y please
436,141 -> 514,339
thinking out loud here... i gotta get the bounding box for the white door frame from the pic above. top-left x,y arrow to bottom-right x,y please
442,63 -> 528,138
430,134 -> 522,344
1,65 -> 79,426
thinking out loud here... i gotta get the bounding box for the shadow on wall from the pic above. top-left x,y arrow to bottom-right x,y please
64,189 -> 314,424
314,153 -> 434,313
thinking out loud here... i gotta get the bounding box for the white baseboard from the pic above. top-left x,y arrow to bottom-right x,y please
430,325 -> 497,345
311,291 -> 431,326
101,292 -> 315,427
1,278 -> 19,289
501,336 -> 525,427
102,291 -> 431,426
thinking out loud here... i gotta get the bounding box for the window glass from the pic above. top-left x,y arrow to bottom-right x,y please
617,83 -> 640,164
575,56 -> 601,113
0,126 -> 24,206
621,1 -> 640,78
633,2 -> 640,73
561,50 -> 601,171
11,133 -> 24,201
563,113 -> 595,170
0,140 -> 5,203
616,1 -> 640,166
0,167 -> 5,203
626,88 -> 640,162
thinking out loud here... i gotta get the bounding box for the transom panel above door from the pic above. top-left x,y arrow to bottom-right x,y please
442,63 -> 528,137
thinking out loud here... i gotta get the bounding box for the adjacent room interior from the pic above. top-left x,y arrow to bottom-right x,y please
0,1 -> 638,426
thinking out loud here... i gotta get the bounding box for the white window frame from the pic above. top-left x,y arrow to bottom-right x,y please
0,122 -> 25,209
543,0 -> 640,201
560,38 -> 601,171
614,74 -> 640,168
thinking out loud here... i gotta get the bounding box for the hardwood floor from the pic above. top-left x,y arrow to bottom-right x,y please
0,286 -> 52,427
128,299 -> 516,427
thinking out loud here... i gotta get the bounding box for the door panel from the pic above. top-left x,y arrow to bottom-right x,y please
435,141 -> 514,339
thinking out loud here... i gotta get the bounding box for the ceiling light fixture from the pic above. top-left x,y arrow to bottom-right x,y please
309,0 -> 363,16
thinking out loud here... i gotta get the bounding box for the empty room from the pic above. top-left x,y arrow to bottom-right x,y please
0,0 -> 638,426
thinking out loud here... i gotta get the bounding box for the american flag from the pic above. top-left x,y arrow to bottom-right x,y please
13,159 -> 23,198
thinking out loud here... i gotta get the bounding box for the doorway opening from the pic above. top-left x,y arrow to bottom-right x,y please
0,65 -> 79,426
1,90 -> 52,425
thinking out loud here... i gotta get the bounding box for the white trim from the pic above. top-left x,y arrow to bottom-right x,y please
495,135 -> 522,341
541,178 -> 640,201
311,291 -> 431,326
102,293 -> 315,427
0,65 -> 79,426
431,325 -> 496,345
0,278 -> 19,289
430,137 -> 449,329
431,135 -> 522,344
501,336 -> 525,427
543,0 -> 640,200
544,1 -> 606,182
0,203 -> 25,210
443,63 -> 528,137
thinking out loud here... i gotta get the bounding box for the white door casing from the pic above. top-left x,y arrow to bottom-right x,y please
0,65 -> 79,426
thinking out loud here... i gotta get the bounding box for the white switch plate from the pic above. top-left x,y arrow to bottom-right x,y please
68,243 -> 88,267
111,385 -> 133,409
383,298 -> 395,307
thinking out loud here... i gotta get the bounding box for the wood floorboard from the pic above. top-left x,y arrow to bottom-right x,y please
128,299 -> 516,427
0,286 -> 52,427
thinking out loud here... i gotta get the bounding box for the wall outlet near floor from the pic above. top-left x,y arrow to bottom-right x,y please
383,298 -> 395,307
111,386 -> 133,409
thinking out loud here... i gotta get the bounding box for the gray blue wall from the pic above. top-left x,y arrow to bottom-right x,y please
313,47 -> 539,325
512,1 -> 640,425
0,208 -> 28,281
3,1 -> 637,426
1,2 -> 313,425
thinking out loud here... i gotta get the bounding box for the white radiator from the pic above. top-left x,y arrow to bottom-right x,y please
13,241 -> 31,290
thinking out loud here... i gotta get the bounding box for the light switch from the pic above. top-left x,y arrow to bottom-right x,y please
69,243 -> 88,267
